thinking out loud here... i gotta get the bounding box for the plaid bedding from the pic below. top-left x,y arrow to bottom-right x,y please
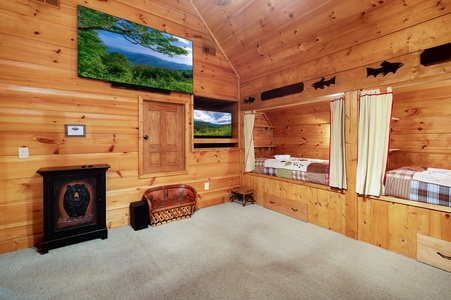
252,158 -> 329,186
384,167 -> 451,207
384,167 -> 424,200
410,180 -> 451,207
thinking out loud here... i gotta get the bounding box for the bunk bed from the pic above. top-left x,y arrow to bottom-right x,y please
244,86 -> 451,273
252,156 -> 329,186
384,166 -> 451,207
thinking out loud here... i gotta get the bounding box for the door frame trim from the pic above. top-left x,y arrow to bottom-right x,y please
138,95 -> 191,178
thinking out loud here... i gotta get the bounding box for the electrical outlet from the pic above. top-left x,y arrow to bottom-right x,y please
204,182 -> 209,190
18,147 -> 29,159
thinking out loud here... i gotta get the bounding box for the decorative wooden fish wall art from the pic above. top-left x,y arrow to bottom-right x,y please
243,96 -> 255,104
260,82 -> 304,101
312,76 -> 336,90
366,60 -> 403,77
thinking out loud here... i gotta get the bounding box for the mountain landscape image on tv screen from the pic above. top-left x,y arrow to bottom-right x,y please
77,6 -> 193,94
194,110 -> 232,138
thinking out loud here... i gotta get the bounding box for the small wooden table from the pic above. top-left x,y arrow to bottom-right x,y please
230,187 -> 254,206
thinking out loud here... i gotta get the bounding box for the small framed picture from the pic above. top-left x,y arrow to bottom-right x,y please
65,124 -> 86,137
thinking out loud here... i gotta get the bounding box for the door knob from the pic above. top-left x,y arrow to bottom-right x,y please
143,135 -> 149,140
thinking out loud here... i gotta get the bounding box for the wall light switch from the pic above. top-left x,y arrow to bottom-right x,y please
204,182 -> 209,190
18,147 -> 29,159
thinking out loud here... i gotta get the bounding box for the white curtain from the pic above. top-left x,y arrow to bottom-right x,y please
329,97 -> 347,189
356,89 -> 393,196
244,111 -> 256,172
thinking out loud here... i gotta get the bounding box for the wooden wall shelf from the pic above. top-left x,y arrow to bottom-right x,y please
253,112 -> 274,157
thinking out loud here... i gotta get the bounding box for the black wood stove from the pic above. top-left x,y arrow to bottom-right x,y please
37,164 -> 110,254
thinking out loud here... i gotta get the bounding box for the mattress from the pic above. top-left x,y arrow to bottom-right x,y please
253,158 -> 329,186
384,167 -> 451,207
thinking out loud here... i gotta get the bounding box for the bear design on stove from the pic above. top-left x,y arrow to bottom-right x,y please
63,183 -> 90,218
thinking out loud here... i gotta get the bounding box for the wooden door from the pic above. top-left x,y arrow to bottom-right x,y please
142,100 -> 185,174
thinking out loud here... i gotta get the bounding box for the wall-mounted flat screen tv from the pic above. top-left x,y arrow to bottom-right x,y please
77,6 -> 193,94
193,110 -> 232,138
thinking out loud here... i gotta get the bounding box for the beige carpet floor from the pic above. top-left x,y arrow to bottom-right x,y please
0,202 -> 450,300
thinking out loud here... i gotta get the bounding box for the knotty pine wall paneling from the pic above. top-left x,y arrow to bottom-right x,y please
240,0 -> 451,111
264,101 -> 331,160
0,0 -> 238,254
389,79 -> 451,169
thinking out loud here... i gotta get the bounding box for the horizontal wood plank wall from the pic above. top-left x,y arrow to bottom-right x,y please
0,0 -> 239,254
389,79 -> 451,170
264,101 -> 330,159
239,0 -> 451,111
253,112 -> 274,158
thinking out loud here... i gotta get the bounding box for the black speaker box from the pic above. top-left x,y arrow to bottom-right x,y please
130,201 -> 149,231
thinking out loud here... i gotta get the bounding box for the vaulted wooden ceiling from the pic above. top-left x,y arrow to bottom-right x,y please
190,0 -> 445,88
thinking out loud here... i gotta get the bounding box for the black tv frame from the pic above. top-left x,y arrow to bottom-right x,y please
77,5 -> 193,94
111,82 -> 171,94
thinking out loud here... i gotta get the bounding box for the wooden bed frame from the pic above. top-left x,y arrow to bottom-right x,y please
244,172 -> 451,272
